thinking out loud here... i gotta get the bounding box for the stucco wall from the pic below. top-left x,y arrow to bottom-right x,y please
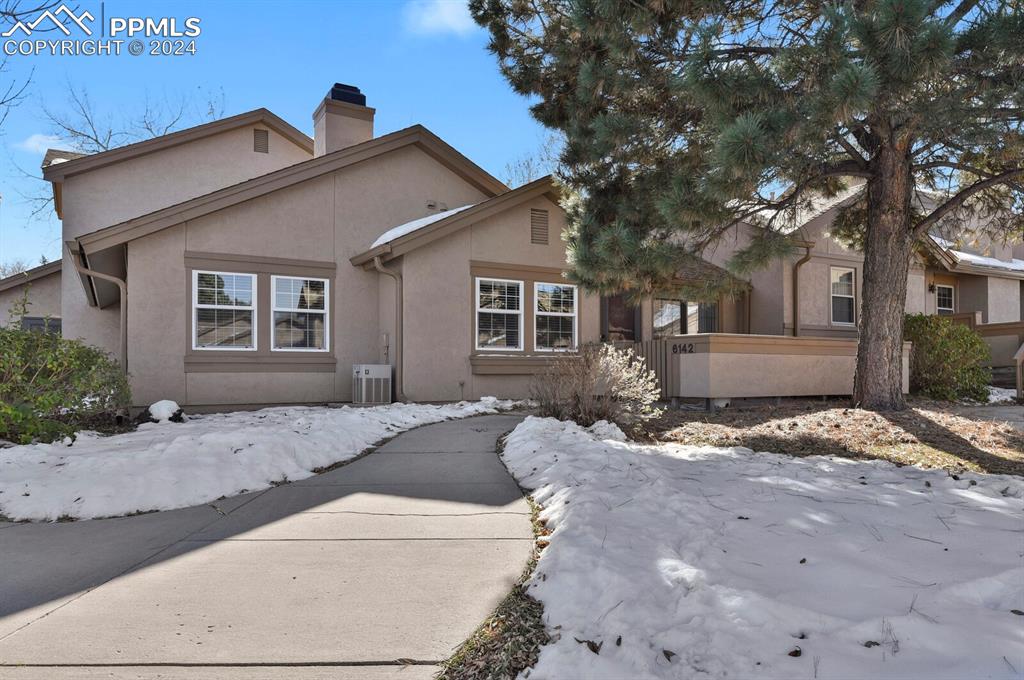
124,143 -> 492,407
400,194 -> 601,401
60,125 -> 311,357
0,270 -> 61,327
958,274 -> 989,322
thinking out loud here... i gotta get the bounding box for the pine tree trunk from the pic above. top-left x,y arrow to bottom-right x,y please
853,141 -> 914,410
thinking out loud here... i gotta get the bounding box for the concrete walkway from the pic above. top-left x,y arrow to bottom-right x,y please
0,413 -> 531,679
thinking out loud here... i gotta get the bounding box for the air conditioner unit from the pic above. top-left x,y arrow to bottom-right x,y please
352,364 -> 392,404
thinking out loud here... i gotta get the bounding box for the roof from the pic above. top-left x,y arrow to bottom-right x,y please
42,148 -> 85,168
748,182 -> 866,234
42,108 -> 313,183
0,260 -> 61,293
929,235 -> 1024,277
371,203 -> 478,248
74,125 -> 509,256
351,176 -> 558,266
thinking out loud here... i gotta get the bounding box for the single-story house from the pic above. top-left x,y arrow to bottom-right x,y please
0,260 -> 61,332
4,82 -> 1020,407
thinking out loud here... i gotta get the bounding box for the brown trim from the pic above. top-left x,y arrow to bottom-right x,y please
351,177 -> 557,266
470,264 -> 582,355
184,258 -> 337,369
470,354 -> 568,375
0,260 -> 61,293
43,109 -> 313,183
184,251 -> 336,276
77,125 -> 507,255
678,333 -> 911,357
184,355 -> 337,373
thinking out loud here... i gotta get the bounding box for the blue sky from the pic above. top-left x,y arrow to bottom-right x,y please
0,0 -> 548,266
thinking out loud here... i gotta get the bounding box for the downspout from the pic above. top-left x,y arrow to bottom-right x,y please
792,244 -> 813,337
68,246 -> 128,373
372,256 -> 405,402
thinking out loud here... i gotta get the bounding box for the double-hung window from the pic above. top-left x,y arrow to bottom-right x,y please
476,277 -> 523,350
830,267 -> 856,325
936,284 -> 955,315
193,271 -> 257,350
272,276 -> 329,351
535,282 -> 577,351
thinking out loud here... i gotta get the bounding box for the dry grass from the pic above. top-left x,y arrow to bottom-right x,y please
648,398 -> 1024,476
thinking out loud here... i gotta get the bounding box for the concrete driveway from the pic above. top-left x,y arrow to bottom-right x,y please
0,413 -> 532,679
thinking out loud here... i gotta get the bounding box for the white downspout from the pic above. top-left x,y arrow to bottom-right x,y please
68,245 -> 128,373
372,256 -> 405,402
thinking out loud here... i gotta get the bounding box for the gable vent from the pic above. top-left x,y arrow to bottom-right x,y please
253,129 -> 269,153
530,208 -> 549,245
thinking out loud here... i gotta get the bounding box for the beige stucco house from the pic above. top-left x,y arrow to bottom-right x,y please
0,260 -> 61,331
4,83 -> 1019,407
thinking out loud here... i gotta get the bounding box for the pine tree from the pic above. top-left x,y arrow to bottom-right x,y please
471,0 -> 1024,410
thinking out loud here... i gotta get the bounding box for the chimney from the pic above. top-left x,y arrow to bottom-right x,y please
312,83 -> 375,156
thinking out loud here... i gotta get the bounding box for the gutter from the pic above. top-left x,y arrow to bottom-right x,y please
791,242 -> 814,337
68,245 -> 128,374
372,256 -> 406,402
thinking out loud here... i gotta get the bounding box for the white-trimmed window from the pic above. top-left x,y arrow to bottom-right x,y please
936,284 -> 955,315
476,277 -> 523,350
535,282 -> 577,351
830,267 -> 856,326
272,276 -> 329,351
193,271 -> 257,350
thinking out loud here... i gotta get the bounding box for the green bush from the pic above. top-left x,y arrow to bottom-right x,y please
903,314 -> 991,402
0,305 -> 130,443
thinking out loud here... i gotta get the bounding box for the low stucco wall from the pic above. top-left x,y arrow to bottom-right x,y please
672,334 -> 910,399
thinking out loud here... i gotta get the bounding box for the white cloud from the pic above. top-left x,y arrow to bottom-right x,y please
402,0 -> 476,37
16,133 -> 64,155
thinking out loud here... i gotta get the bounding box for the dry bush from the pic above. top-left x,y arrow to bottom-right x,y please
530,343 -> 662,431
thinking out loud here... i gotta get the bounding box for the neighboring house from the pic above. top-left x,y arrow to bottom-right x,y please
0,260 -> 62,332
31,83 -> 1022,407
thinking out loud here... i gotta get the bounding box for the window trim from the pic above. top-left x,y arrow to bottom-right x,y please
533,281 -> 578,352
829,266 -> 857,327
935,284 -> 955,314
475,276 -> 525,352
192,270 -> 258,352
270,275 -> 330,353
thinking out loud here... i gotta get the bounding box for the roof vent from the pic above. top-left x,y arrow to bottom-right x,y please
530,208 -> 549,245
329,83 -> 366,107
253,129 -> 269,153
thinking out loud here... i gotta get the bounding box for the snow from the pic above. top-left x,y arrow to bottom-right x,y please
988,386 -> 1019,404
0,398 -> 516,521
370,204 -> 477,248
931,235 -> 1024,274
502,417 -> 1024,680
148,399 -> 182,422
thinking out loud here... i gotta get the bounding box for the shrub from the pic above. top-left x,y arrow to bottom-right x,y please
903,314 -> 991,402
530,343 -> 662,432
0,303 -> 131,443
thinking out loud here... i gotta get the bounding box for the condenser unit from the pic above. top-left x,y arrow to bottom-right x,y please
352,364 -> 392,404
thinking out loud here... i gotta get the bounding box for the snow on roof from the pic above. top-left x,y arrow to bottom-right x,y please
931,235 -> 1024,273
371,204 -> 478,249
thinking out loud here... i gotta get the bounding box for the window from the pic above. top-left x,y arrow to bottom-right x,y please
603,294 -> 639,342
936,285 -> 955,315
272,276 -> 329,351
654,299 -> 683,337
535,282 -> 577,350
653,299 -> 716,336
697,302 -> 718,333
476,277 -> 523,350
830,267 -> 856,325
21,317 -> 60,334
193,271 -> 256,350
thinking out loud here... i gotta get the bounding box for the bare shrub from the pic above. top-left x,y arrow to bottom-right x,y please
530,343 -> 662,431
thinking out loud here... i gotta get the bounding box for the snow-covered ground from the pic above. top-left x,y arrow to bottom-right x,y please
988,386 -> 1020,404
503,417 -> 1024,680
0,398 -> 515,521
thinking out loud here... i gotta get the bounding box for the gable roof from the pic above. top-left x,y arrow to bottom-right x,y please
350,175 -> 558,266
74,125 -> 509,256
0,260 -> 61,294
42,108 -> 313,183
42,148 -> 85,168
